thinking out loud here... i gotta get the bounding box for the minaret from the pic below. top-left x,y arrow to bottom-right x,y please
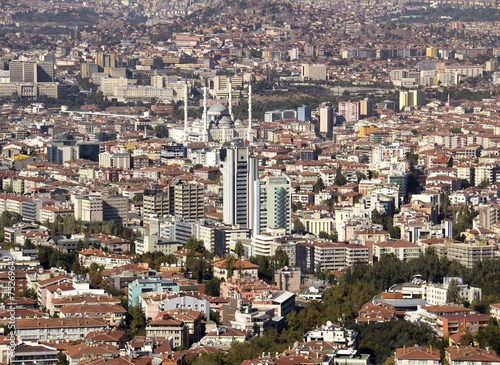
248,83 -> 253,143
202,85 -> 209,142
228,78 -> 233,121
184,81 -> 188,139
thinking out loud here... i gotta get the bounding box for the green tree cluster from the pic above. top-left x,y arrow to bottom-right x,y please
334,165 -> 347,186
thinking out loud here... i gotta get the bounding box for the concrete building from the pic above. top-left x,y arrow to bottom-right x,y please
318,103 -> 334,133
144,193 -> 172,224
274,267 -> 301,292
221,144 -> 258,228
399,90 -> 425,110
145,316 -> 189,349
74,194 -> 103,222
359,98 -> 373,118
251,175 -> 292,235
102,193 -> 128,225
128,277 -> 179,307
158,293 -> 210,321
338,101 -> 360,123
446,243 -> 496,269
301,64 -> 327,81
297,104 -> 311,122
395,346 -> 441,365
15,318 -> 108,341
174,182 -> 204,221
314,242 -> 369,271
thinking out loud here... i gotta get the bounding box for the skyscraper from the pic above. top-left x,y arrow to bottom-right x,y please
297,104 -> 311,122
221,142 -> 257,228
359,98 -> 373,118
250,175 -> 292,235
338,101 -> 360,123
318,103 -> 334,133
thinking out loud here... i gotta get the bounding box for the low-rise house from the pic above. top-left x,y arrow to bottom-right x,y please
220,277 -> 278,300
83,330 -> 126,349
78,248 -> 134,270
52,294 -> 121,315
395,345 -> 441,365
59,303 -> 126,326
436,313 -> 490,337
356,302 -> 396,324
145,315 -> 189,349
446,347 -> 500,365
11,343 -> 58,365
199,327 -> 250,349
15,318 -> 108,341
212,259 -> 259,280
66,343 -> 119,365
252,291 -> 295,317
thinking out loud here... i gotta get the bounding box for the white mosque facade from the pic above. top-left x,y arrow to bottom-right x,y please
169,81 -> 253,144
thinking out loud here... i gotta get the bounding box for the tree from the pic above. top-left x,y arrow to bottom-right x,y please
334,165 -> 347,186
458,330 -> 475,346
478,179 -> 490,189
154,124 -> 167,138
372,209 -> 384,225
440,194 -> 451,219
18,288 -> 37,300
274,247 -> 289,270
225,255 -> 236,279
235,241 -> 244,258
72,259 -> 82,275
24,238 -> 35,249
293,219 -> 305,232
126,306 -> 146,340
204,277 -> 222,297
446,278 -> 461,304
313,178 -> 325,193
58,351 -> 68,365
476,319 -> 500,353
319,231 -> 329,239
292,201 -> 303,212
185,236 -> 205,254
132,194 -> 144,202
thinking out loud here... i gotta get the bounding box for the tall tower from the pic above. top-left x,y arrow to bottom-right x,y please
228,78 -> 233,121
184,81 -> 189,139
248,83 -> 253,143
202,84 -> 209,142
221,144 -> 257,228
250,175 -> 292,235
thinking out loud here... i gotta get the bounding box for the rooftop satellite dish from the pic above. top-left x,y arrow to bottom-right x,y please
326,321 -> 333,327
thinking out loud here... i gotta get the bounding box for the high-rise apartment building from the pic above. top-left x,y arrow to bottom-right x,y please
251,175 -> 292,235
143,180 -> 204,224
399,90 -> 425,110
297,104 -> 311,122
318,103 -> 334,133
338,101 -> 360,123
359,98 -> 373,118
174,183 -> 205,221
221,144 -> 257,228
143,192 -> 172,224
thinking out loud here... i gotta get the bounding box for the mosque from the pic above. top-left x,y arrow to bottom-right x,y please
169,80 -> 253,144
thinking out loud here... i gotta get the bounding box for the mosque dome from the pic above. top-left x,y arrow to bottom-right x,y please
208,104 -> 228,114
219,115 -> 233,128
